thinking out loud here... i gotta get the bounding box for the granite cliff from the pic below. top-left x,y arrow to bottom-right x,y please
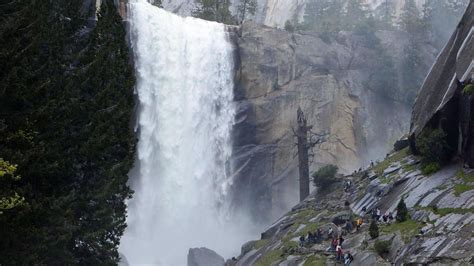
227,3 -> 474,265
230,23 -> 436,221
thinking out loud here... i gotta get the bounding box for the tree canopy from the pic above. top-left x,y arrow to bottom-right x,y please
0,0 -> 136,263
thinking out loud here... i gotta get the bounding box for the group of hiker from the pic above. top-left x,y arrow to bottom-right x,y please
360,206 -> 394,224
298,225 -> 355,265
299,228 -> 324,247
329,234 -> 354,265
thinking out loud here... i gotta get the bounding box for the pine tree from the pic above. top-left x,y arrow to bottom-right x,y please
378,0 -> 395,28
302,0 -> 343,32
0,0 -> 135,263
369,220 -> 379,239
345,0 -> 368,30
194,0 -> 234,24
399,0 -> 425,104
396,198 -> 409,222
0,158 -> 25,214
237,0 -> 257,23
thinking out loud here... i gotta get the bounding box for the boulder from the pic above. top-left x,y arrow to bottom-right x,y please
410,2 -> 474,138
187,247 -> 225,266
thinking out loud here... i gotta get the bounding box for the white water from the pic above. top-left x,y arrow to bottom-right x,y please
120,1 -> 256,265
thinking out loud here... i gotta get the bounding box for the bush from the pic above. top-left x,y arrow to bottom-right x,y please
312,165 -> 338,188
416,128 -> 450,166
396,198 -> 409,222
462,84 -> 474,95
374,240 -> 390,257
369,220 -> 379,239
421,162 -> 440,175
284,20 -> 295,32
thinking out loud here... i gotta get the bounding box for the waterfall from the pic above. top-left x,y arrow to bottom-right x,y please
120,1 -> 255,265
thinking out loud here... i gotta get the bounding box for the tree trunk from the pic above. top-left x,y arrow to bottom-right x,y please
297,107 -> 310,201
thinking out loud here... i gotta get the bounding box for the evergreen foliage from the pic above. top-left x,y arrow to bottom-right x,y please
396,198 -> 409,222
462,84 -> 474,95
301,0 -> 344,32
0,158 -> 25,214
422,0 -> 469,49
369,220 -> 379,239
374,240 -> 390,256
377,0 -> 395,28
399,0 -> 425,103
416,128 -> 451,166
312,164 -> 338,188
0,0 -> 136,264
237,0 -> 257,23
193,0 -> 235,24
284,20 -> 295,32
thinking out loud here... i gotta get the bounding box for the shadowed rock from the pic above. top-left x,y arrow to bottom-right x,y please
187,247 -> 225,266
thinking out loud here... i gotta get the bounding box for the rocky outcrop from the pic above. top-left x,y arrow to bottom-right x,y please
230,148 -> 474,265
231,22 -> 436,222
187,247 -> 225,266
410,2 -> 473,164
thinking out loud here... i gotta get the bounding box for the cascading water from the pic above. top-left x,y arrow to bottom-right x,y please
120,1 -> 256,265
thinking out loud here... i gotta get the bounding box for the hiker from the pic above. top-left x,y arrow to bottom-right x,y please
339,235 -> 345,246
344,251 -> 354,265
299,235 -> 305,247
307,231 -> 315,244
376,208 -> 381,221
316,228 -> 323,241
388,211 -> 394,222
356,218 -> 363,231
328,227 -> 334,239
345,220 -> 353,233
371,208 -> 377,220
331,238 -> 338,251
370,160 -> 374,167
336,244 -> 343,261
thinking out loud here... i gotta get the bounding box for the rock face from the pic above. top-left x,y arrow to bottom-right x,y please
231,22 -> 436,222
231,148 -> 474,265
410,2 -> 474,165
187,247 -> 225,266
159,0 -> 429,29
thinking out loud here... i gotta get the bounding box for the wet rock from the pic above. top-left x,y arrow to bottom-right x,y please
241,241 -> 257,255
232,21 -> 436,222
383,164 -> 401,176
410,2 -> 474,168
394,137 -> 409,151
187,247 -> 225,266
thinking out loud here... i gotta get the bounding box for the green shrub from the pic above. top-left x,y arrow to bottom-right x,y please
416,128 -> 450,166
396,198 -> 409,222
284,20 -> 295,32
369,220 -> 379,239
312,165 -> 338,188
454,184 -> 474,196
374,240 -> 390,257
462,84 -> 474,95
421,162 -> 440,175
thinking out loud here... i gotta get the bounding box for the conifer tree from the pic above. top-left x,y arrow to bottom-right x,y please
237,0 -> 257,23
396,198 -> 409,222
194,0 -> 234,24
369,220 -> 379,239
345,0 -> 368,30
399,0 -> 425,103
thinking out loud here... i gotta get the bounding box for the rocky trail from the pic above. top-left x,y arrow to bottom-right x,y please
228,146 -> 474,265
